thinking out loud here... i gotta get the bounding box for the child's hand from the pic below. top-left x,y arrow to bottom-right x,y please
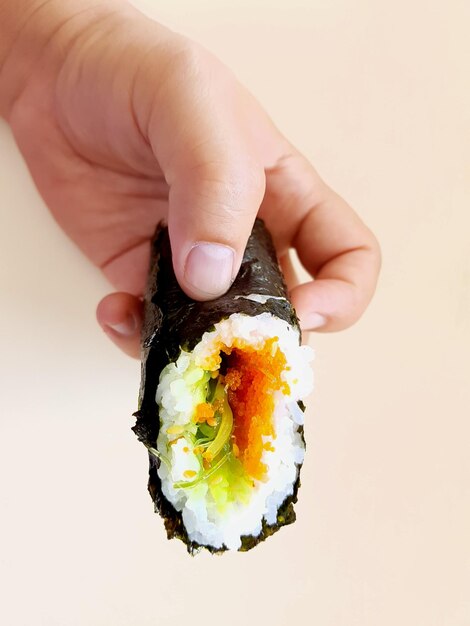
2,1 -> 380,357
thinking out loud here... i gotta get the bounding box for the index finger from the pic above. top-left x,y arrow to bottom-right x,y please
259,151 -> 381,331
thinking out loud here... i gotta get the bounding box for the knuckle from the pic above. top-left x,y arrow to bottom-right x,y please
167,39 -> 211,82
194,162 -> 265,215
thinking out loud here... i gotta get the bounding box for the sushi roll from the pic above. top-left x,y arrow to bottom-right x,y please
133,219 -> 314,553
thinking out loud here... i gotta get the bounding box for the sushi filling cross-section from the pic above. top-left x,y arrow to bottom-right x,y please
154,312 -> 313,551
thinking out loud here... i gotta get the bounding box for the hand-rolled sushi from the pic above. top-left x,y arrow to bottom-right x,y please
133,219 -> 314,553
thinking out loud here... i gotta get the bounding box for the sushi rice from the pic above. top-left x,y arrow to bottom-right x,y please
154,311 -> 314,550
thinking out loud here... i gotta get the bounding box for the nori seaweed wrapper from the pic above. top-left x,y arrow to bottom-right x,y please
133,218 -> 305,553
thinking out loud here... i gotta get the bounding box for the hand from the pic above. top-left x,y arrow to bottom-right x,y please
3,1 -> 380,357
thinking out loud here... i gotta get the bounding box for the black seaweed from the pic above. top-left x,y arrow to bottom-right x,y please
133,219 -> 305,554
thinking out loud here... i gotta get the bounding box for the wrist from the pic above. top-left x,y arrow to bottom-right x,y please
0,0 -> 129,118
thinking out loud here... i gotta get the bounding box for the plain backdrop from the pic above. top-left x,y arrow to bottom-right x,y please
1,1 -> 469,625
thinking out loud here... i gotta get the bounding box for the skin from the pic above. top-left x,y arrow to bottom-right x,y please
0,0 -> 381,358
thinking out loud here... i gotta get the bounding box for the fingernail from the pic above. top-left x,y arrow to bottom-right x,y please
303,312 -> 327,330
105,315 -> 137,337
185,243 -> 235,297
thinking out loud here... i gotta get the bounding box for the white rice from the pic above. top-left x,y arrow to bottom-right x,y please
155,312 -> 314,550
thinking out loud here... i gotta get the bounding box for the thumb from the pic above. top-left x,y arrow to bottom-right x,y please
168,150 -> 266,300
143,43 -> 266,300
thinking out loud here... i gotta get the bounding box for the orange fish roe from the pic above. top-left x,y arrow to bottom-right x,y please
193,402 -> 215,424
224,337 -> 289,481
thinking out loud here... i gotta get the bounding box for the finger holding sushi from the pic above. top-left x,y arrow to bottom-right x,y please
96,293 -> 143,359
156,93 -> 267,301
0,0 -> 380,356
290,184 -> 381,332
91,20 -> 379,350
258,146 -> 382,332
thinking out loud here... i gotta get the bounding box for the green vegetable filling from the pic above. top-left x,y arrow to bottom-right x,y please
170,369 -> 252,510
